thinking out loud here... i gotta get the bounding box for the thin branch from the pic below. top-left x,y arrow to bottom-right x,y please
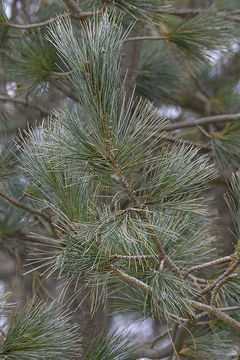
189,299 -> 240,332
102,113 -> 182,278
188,274 -> 208,283
165,113 -> 240,131
0,95 -> 51,117
63,0 -> 83,20
151,329 -> 172,349
163,135 -> 211,151
109,264 -> 151,292
0,49 -> 22,62
210,273 -> 239,306
184,256 -> 232,277
202,260 -> 240,294
109,254 -> 160,260
0,188 -> 56,236
196,125 -> 212,139
124,35 -> 166,43
51,70 -> 74,77
171,9 -> 203,16
217,305 -> 240,312
49,80 -> 80,103
5,13 -> 68,29
5,10 -> 96,30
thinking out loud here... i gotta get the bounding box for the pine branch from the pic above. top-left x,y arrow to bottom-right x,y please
110,254 -> 160,260
184,256 -> 232,276
110,264 -> 151,292
0,95 -> 51,117
0,188 -> 57,236
124,35 -> 166,43
63,0 -> 85,20
164,135 -> 211,151
210,273 -> 239,306
5,13 -> 68,29
189,299 -> 240,332
165,113 -> 240,131
202,260 -> 240,294
111,264 -> 240,333
102,118 -> 182,277
5,10 -> 96,30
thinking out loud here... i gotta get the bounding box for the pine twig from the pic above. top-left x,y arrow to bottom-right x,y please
109,264 -> 151,292
109,254 -> 161,260
184,256 -> 232,277
210,273 -> 239,306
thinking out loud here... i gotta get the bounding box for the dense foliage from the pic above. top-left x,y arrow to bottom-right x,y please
0,0 -> 240,359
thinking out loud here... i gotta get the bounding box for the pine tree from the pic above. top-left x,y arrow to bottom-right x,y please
0,0 -> 240,359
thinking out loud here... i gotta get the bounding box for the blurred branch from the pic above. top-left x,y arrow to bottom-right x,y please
5,9 -> 96,30
0,95 -> 51,117
0,188 -> 57,236
51,70 -> 74,77
172,8 -> 240,23
164,135 -> 211,151
5,13 -> 68,29
124,35 -> 166,43
49,80 -> 80,102
165,113 -> 240,131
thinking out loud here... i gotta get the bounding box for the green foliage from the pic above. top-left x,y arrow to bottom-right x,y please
8,29 -> 60,95
0,298 -> 81,359
180,331 -> 237,360
224,171 -> 240,240
112,269 -> 198,319
0,139 -> 18,181
136,42 -> 180,104
1,3 -> 240,359
212,121 -> 240,171
137,143 -> 216,213
18,12 -> 218,323
164,11 -> 231,73
81,0 -> 171,22
82,330 -> 135,360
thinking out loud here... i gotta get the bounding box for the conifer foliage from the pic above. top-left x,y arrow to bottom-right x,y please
0,0 -> 240,359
